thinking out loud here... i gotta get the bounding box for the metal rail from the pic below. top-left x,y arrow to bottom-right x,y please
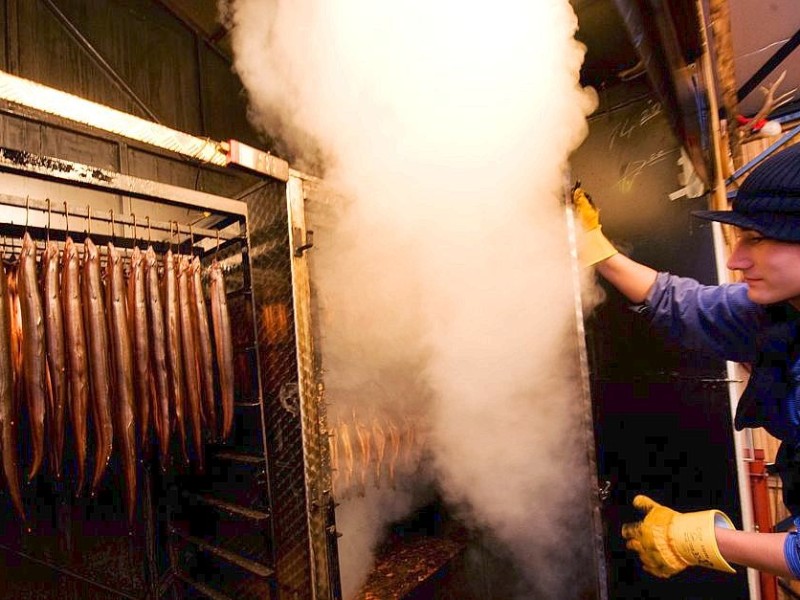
0,192 -> 239,241
170,527 -> 275,578
0,147 -> 246,216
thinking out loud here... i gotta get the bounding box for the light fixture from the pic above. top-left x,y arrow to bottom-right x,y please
0,69 -> 289,181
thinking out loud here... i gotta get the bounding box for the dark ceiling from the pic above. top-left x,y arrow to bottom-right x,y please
570,0 -> 800,120
162,0 -> 800,130
571,0 -> 640,90
160,0 -> 642,95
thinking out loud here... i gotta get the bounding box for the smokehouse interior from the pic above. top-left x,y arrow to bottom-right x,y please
0,1 -> 799,599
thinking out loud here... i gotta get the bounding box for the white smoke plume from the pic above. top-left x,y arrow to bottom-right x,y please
222,1 -> 600,597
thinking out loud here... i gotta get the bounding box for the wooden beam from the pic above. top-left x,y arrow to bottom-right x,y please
708,0 -> 741,170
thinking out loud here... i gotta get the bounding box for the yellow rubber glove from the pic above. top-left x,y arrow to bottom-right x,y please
572,186 -> 618,267
621,494 -> 737,578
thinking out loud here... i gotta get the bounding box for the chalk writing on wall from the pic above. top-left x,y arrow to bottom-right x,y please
616,148 -> 678,192
608,100 -> 662,150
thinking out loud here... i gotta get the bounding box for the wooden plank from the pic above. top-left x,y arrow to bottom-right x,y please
187,493 -> 270,522
5,0 -> 19,74
213,451 -> 265,466
0,0 -> 8,72
171,528 -> 274,577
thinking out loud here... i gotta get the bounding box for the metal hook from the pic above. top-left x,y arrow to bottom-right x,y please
2,234 -> 11,262
86,204 -> 91,237
215,229 -> 220,259
46,198 -> 51,242
110,209 -> 115,246
131,213 -> 138,245
177,221 -> 186,256
64,201 -> 69,237
25,196 -> 30,233
146,216 -> 151,245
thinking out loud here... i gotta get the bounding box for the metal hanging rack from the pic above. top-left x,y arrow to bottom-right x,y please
0,145 -> 247,258
0,192 -> 238,256
0,144 -> 277,600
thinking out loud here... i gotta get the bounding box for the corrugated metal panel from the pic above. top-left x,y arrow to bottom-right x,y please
16,0 -> 139,119
199,47 -> 266,150
0,105 -> 263,204
0,2 -> 6,69
40,123 -> 120,171
2,0 -> 269,159
0,111 -> 47,153
126,147 -> 212,190
162,0 -> 221,35
126,147 -> 261,198
17,0 -> 202,134
0,109 -> 120,171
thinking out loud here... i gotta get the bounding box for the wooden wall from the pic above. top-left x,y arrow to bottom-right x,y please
2,0 -> 264,151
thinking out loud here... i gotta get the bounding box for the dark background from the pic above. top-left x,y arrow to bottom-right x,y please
571,79 -> 749,598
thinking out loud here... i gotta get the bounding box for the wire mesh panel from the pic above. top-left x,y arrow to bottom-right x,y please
240,179 -> 314,599
167,230 -> 278,600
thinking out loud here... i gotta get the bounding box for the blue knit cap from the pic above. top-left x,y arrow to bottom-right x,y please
693,142 -> 800,242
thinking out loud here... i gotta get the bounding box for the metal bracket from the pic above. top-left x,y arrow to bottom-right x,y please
599,480 -> 612,502
278,382 -> 300,416
293,228 -> 314,257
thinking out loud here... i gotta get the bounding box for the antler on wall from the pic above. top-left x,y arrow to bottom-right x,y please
737,70 -> 797,136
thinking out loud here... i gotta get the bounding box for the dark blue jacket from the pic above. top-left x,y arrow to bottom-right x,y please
645,272 -> 800,444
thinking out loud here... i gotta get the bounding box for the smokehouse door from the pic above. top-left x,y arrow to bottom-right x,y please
570,85 -> 750,599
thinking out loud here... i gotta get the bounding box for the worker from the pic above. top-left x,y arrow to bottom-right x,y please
574,140 -> 800,579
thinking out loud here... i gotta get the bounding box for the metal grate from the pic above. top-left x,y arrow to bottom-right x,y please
241,179 -> 313,599
167,233 -> 278,600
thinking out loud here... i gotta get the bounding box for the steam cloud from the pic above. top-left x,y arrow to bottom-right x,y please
221,0 -> 600,597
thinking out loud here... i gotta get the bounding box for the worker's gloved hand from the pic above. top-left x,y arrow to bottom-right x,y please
572,185 -> 618,267
621,494 -> 737,578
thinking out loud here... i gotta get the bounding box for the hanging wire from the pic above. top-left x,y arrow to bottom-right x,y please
174,221 -> 181,256
110,209 -> 115,246
2,234 -> 14,262
189,223 -> 195,258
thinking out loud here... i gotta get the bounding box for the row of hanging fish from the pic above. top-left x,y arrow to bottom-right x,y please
0,232 -> 235,523
329,411 -> 426,500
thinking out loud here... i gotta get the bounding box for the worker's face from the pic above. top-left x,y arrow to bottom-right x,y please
727,228 -> 800,308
